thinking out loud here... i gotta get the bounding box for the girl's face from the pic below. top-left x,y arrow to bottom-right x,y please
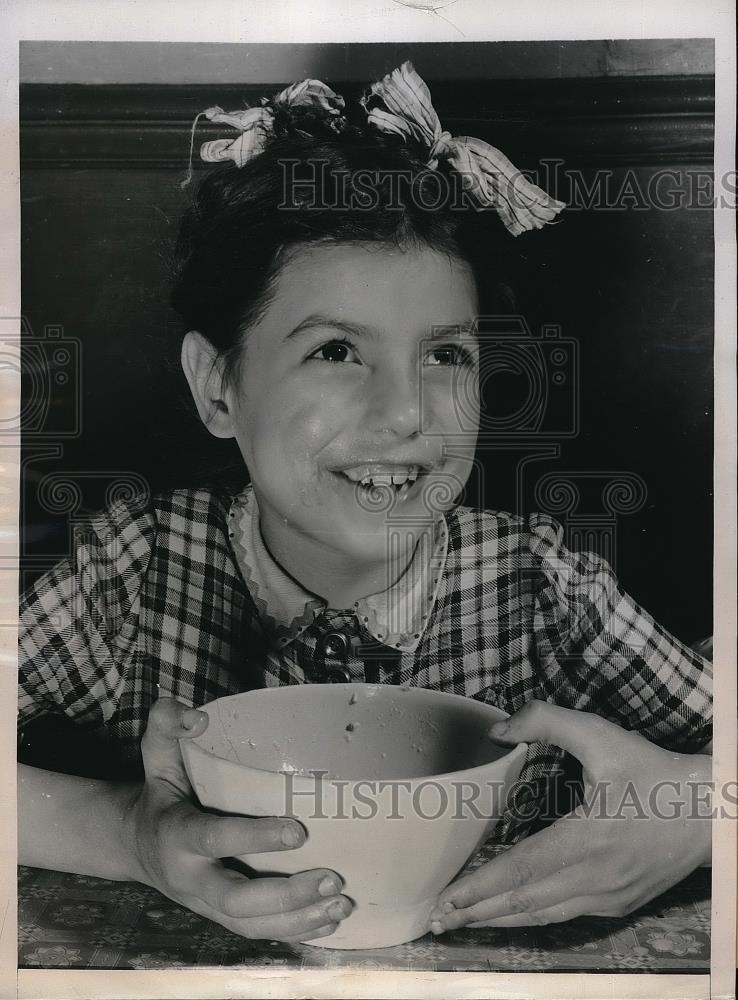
225,242 -> 480,573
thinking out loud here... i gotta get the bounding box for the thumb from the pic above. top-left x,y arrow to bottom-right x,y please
488,699 -> 629,770
140,697 -> 209,795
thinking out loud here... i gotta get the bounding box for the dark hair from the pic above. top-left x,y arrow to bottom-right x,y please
170,101 -> 516,386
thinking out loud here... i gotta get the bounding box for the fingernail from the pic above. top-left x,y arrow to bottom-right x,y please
489,721 -> 509,737
430,920 -> 444,935
281,824 -> 303,847
182,708 -> 205,730
327,898 -> 349,921
318,875 -> 340,897
441,901 -> 455,914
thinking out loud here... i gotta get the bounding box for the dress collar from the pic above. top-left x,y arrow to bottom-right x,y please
228,485 -> 448,654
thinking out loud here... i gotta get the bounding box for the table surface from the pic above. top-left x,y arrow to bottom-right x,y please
18,845 -> 711,973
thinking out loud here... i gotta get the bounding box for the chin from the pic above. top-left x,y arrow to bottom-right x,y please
335,514 -> 430,564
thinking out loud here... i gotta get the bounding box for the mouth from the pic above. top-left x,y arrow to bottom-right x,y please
330,463 -> 429,505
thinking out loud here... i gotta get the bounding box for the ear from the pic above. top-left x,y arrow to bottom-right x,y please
180,330 -> 237,439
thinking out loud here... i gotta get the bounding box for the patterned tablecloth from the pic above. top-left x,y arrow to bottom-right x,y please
18,845 -> 711,973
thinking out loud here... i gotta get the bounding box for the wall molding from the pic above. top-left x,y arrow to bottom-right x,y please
20,77 -> 714,168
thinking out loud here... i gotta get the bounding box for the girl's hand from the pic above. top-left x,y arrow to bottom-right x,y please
428,700 -> 711,931
123,698 -> 352,942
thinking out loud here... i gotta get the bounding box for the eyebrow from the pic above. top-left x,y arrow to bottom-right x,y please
284,313 -> 478,342
284,314 -> 378,343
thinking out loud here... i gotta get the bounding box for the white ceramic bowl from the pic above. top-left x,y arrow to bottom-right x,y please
180,683 -> 526,949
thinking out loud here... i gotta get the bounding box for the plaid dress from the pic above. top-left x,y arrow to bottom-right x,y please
18,482 -> 712,842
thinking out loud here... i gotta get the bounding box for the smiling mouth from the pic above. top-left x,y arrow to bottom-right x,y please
331,464 -> 428,504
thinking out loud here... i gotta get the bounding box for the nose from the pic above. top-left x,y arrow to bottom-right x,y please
364,359 -> 421,437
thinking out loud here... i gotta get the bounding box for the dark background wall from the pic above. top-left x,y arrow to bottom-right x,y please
19,40 -> 714,643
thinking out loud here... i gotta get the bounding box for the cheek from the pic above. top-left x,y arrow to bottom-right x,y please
278,397 -> 345,446
428,369 -> 480,434
242,385 -> 350,468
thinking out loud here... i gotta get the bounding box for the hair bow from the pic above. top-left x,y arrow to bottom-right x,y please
181,78 -> 345,187
360,61 -> 566,236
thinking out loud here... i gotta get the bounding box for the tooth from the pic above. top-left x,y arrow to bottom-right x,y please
342,466 -> 425,488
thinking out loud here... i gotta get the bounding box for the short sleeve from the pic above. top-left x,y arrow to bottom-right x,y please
18,495 -> 156,733
526,513 -> 712,751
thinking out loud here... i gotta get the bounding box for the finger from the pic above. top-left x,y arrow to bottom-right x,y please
487,699 -> 639,769
221,892 -> 353,941
180,884 -> 352,944
141,698 -> 208,792
197,867 -> 345,918
434,819 -> 589,913
178,809 -> 307,858
283,922 -> 338,943
463,893 -> 616,928
431,864 -> 589,930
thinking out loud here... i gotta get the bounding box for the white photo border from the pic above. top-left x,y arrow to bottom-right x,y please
1,2 -> 735,998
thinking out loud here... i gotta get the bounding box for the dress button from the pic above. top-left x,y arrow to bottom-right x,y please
317,631 -> 351,661
325,666 -> 351,684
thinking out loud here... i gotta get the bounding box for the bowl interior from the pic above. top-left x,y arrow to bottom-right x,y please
194,684 -> 512,780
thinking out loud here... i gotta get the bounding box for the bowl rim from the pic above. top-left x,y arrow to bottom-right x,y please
180,684 -> 529,788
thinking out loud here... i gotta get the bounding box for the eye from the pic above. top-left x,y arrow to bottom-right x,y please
425,343 -> 476,367
307,338 -> 360,364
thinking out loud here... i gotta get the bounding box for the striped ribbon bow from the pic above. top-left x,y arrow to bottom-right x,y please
360,60 -> 566,236
184,61 -> 565,236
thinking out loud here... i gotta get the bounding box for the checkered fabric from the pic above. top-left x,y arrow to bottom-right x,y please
18,483 -> 712,842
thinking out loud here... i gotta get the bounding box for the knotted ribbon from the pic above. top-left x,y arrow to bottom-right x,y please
181,78 -> 345,187
360,60 -> 566,236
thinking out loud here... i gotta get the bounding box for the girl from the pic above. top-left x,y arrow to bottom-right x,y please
18,62 -> 712,944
